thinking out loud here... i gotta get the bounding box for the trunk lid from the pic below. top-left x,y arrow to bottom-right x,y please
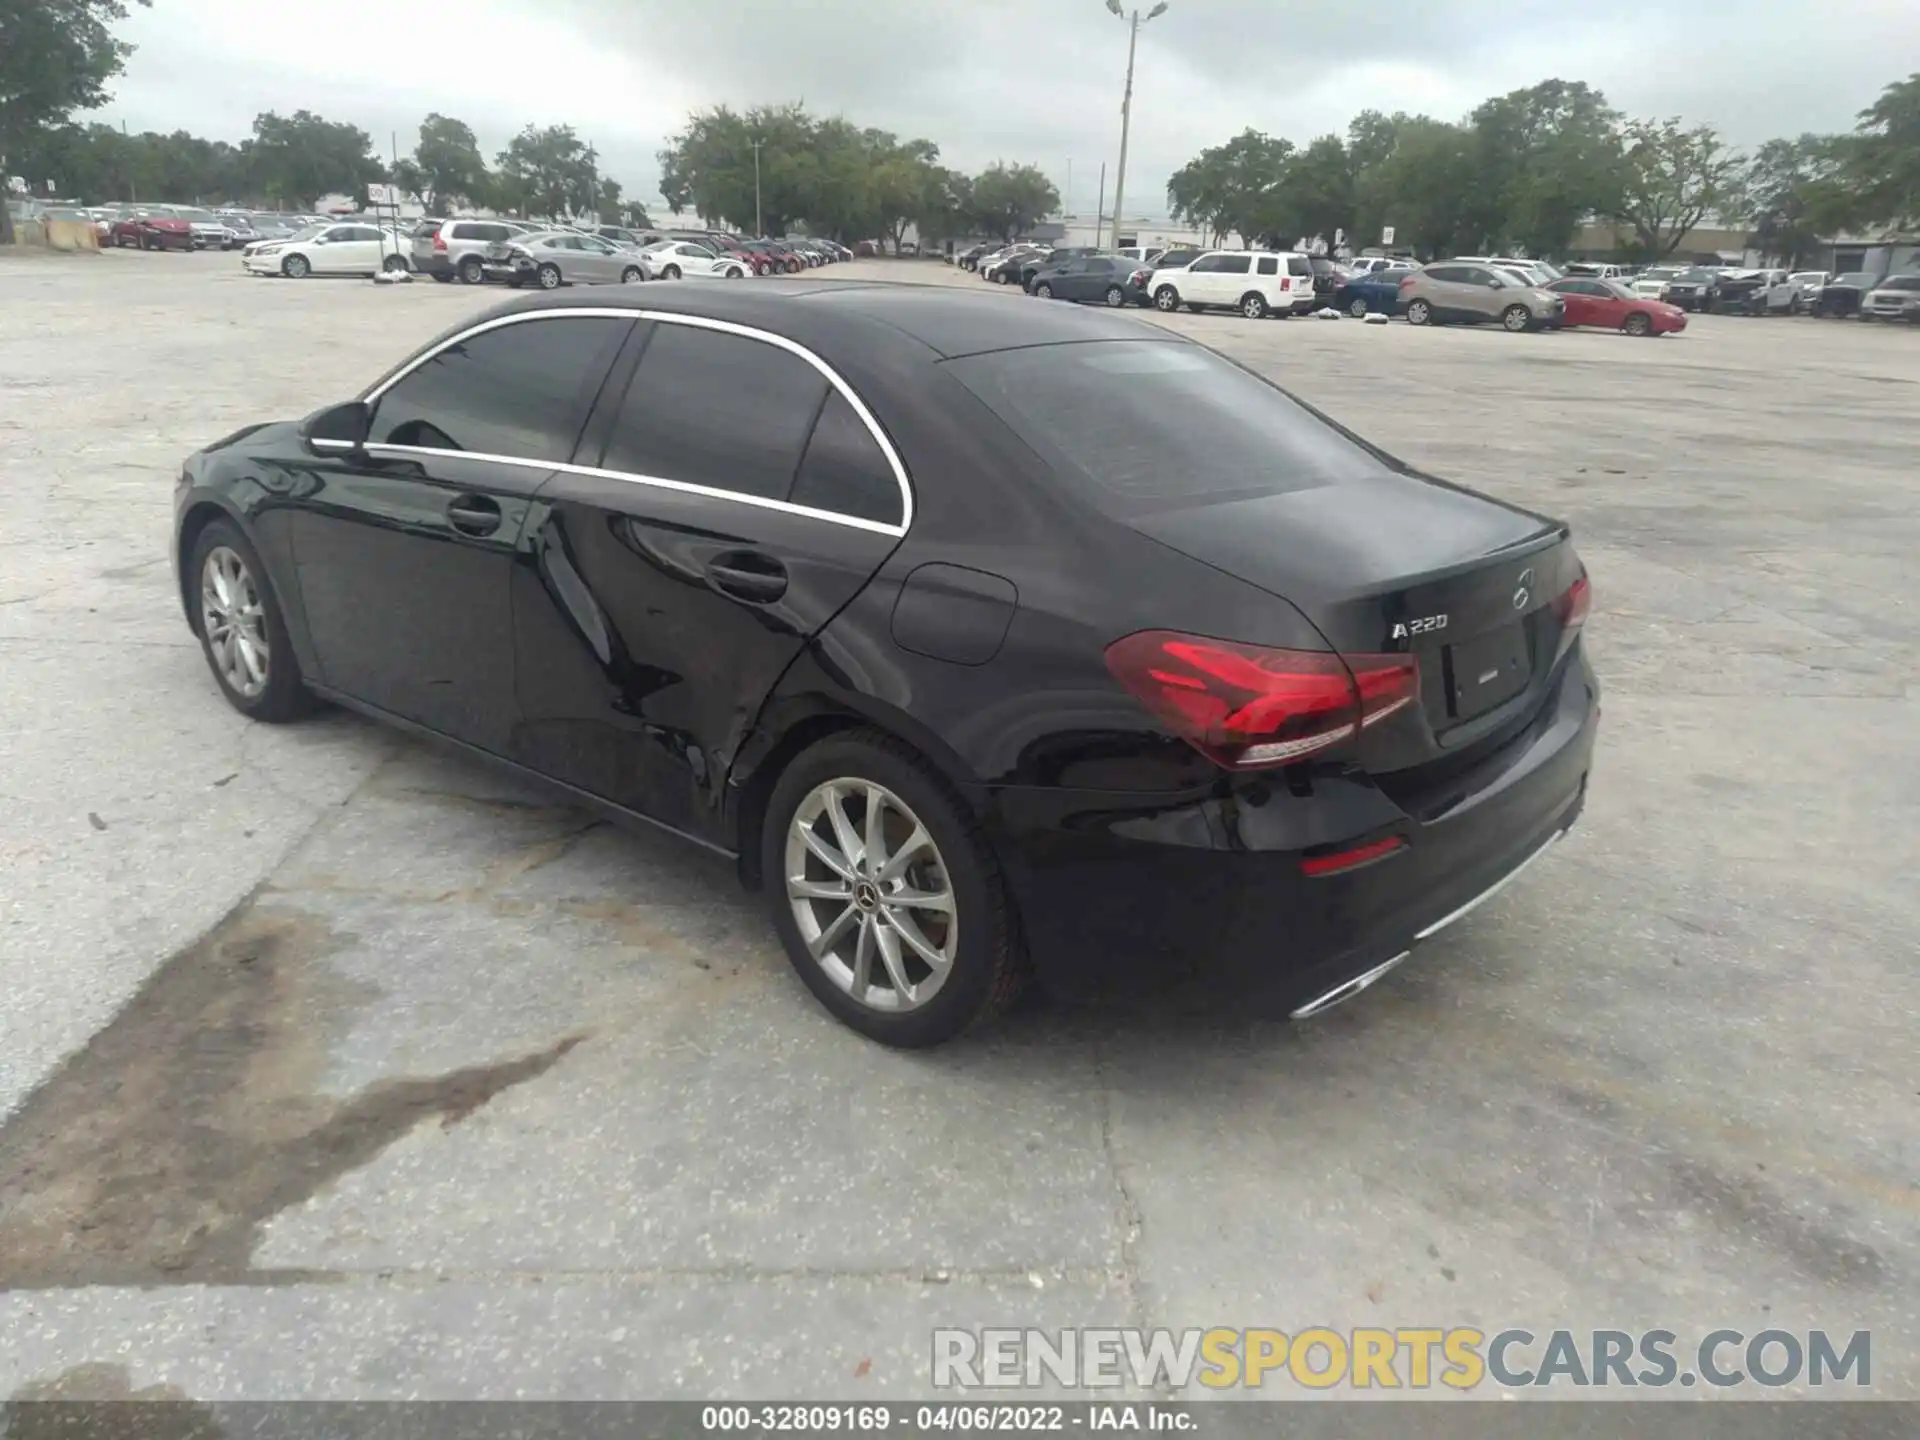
1129,472 -> 1581,774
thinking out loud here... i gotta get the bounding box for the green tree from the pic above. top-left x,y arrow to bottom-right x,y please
1739,135 -> 1850,266
496,123 -> 598,220
1843,72 -> 1920,232
245,109 -> 380,210
1255,134 -> 1353,251
0,0 -> 151,242
1466,79 -> 1623,257
1166,129 -> 1293,245
1348,114 -> 1476,259
968,161 -> 1059,243
392,112 -> 487,214
659,103 -> 813,234
1611,117 -> 1743,258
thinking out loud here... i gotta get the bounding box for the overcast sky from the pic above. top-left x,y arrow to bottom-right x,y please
97,0 -> 1918,221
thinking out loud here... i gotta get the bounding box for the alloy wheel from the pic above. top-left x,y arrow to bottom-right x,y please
200,546 -> 270,699
1349,297 -> 1369,319
1105,286 -> 1125,307
785,779 -> 957,1013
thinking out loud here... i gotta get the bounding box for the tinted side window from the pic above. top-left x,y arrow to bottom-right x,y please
371,317 -> 629,461
605,324 -> 828,502
790,392 -> 902,526
1256,256 -> 1278,276
1217,255 -> 1253,274
1288,256 -> 1312,276
1191,255 -> 1225,273
1425,266 -> 1466,283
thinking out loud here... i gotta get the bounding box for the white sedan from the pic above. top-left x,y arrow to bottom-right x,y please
640,240 -> 750,281
242,222 -> 411,278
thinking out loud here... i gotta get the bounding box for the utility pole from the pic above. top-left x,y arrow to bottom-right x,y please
1104,0 -> 1168,251
751,138 -> 764,237
1094,162 -> 1107,252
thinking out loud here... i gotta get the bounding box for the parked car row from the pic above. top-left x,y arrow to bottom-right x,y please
402,218 -> 853,286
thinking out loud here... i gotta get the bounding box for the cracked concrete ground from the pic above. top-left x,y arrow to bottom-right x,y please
0,251 -> 1915,1404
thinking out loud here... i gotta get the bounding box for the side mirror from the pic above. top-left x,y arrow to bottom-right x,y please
302,400 -> 370,453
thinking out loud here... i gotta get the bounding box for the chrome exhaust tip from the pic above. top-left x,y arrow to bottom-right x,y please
1289,951 -> 1411,1021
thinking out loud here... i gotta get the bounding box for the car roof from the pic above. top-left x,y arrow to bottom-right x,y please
478,280 -> 1179,362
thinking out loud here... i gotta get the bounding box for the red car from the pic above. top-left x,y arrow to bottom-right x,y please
108,207 -> 194,251
1546,277 -> 1687,336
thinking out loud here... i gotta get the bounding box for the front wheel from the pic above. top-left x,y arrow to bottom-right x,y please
621,266 -> 642,284
537,263 -> 562,290
381,254 -> 407,274
1623,311 -> 1652,337
1502,304 -> 1533,333
1348,296 -> 1370,319
188,520 -> 315,723
1153,285 -> 1180,312
282,253 -> 310,279
1104,285 -> 1126,308
1240,292 -> 1269,320
763,733 -> 1026,1047
662,264 -> 681,280
1406,298 -> 1432,326
1035,282 -> 1053,299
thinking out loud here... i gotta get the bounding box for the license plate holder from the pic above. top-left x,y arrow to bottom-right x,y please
1446,624 -> 1531,720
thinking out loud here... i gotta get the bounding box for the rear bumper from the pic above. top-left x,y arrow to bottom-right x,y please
986,646 -> 1600,1014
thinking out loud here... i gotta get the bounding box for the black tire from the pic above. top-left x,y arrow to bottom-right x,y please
382,254 -> 407,274
431,271 -> 453,283
282,253 -> 310,279
1623,311 -> 1653,337
1035,282 -> 1053,299
1348,296 -> 1370,319
1153,286 -> 1179,312
1240,292 -> 1269,320
187,519 -> 316,724
663,263 -> 681,280
537,262 -> 563,290
1104,285 -> 1125,307
1502,304 -> 1533,333
621,266 -> 642,284
457,255 -> 484,285
1406,298 -> 1433,326
761,731 -> 1026,1047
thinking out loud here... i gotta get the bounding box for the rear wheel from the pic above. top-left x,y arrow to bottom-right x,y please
662,263 -> 681,280
620,265 -> 642,284
1348,296 -> 1370,319
1623,311 -> 1653,337
1240,292 -> 1269,320
1035,282 -> 1053,299
381,254 -> 407,274
1502,304 -> 1533,332
1406,298 -> 1433,326
1104,285 -> 1126,307
764,733 -> 1025,1047
457,255 -> 484,284
188,520 -> 315,723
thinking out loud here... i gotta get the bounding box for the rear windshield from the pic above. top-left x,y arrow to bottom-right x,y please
944,341 -> 1388,518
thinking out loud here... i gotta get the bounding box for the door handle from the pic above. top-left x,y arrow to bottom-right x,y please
705,551 -> 787,603
446,494 -> 502,536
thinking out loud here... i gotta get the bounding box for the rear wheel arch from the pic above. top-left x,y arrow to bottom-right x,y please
731,698 -> 986,891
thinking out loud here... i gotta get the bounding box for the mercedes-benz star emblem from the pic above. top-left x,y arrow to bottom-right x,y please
1512,567 -> 1534,611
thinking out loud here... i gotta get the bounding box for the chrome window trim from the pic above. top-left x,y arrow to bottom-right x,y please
354,306 -> 913,533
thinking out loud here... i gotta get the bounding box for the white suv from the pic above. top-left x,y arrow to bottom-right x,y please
1148,249 -> 1315,319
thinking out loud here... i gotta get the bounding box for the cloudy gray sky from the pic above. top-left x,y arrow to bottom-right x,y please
97,0 -> 1919,221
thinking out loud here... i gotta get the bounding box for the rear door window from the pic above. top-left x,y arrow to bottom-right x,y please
603,324 -> 828,503
1216,255 -> 1253,274
370,316 -> 630,461
1256,256 -> 1278,276
789,392 -> 903,526
946,341 -> 1390,519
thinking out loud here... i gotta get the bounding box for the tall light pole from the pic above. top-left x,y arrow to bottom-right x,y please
1104,0 -> 1168,252
750,137 -> 764,237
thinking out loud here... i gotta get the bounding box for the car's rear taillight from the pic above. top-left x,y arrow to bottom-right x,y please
1552,573 -> 1591,659
1279,277 -> 1291,290
1398,275 -> 1416,289
433,230 -> 448,252
1104,631 -> 1418,770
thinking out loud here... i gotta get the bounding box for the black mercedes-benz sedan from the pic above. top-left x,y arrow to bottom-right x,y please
172,282 -> 1599,1046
